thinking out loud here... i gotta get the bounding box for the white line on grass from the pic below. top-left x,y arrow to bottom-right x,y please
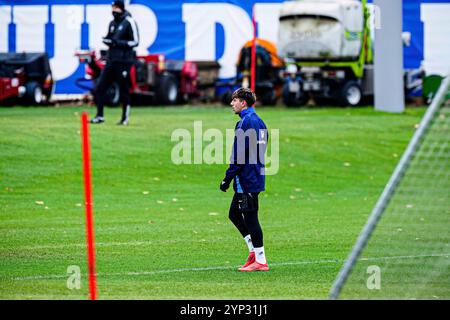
12,253 -> 449,281
8,239 -> 221,250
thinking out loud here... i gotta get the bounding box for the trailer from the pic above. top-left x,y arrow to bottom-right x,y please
278,0 -> 373,106
219,38 -> 285,106
75,50 -> 199,106
0,52 -> 54,105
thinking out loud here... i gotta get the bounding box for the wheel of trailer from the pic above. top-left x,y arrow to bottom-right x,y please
177,92 -> 189,105
25,82 -> 43,105
220,90 -> 233,105
339,81 -> 362,106
106,82 -> 121,106
282,83 -> 307,107
157,74 -> 178,105
43,85 -> 54,105
260,89 -> 277,106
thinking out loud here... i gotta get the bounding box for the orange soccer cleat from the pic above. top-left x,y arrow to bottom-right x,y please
238,261 -> 269,272
239,251 -> 256,270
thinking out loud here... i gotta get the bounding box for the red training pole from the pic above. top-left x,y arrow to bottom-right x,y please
81,112 -> 97,300
251,4 -> 256,95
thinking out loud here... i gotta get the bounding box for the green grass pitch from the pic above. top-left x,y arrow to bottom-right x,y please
0,105 -> 429,299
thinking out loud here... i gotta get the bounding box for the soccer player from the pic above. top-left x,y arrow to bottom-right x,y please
220,88 -> 269,272
90,0 -> 139,125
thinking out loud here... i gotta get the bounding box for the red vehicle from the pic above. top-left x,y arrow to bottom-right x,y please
0,53 -> 53,105
75,50 -> 198,105
0,74 -> 22,103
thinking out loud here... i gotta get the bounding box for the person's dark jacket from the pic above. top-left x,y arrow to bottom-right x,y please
103,11 -> 139,63
224,107 -> 268,193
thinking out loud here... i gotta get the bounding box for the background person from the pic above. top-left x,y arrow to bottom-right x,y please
90,0 -> 139,125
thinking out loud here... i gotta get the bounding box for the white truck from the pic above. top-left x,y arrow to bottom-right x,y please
278,0 -> 373,106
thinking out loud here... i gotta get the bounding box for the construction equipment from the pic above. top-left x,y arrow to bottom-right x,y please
75,50 -> 199,106
219,38 -> 285,106
0,52 -> 54,105
278,0 -> 373,106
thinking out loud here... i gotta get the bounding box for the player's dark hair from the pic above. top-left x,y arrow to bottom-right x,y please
231,88 -> 256,107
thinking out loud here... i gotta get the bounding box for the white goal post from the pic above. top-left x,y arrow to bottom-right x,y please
329,74 -> 450,300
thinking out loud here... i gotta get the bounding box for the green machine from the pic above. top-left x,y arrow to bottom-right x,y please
278,0 -> 373,106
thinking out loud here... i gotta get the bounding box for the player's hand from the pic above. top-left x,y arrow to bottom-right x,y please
220,179 -> 230,192
102,38 -> 112,46
102,38 -> 116,47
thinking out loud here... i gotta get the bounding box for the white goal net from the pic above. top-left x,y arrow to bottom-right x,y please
330,75 -> 450,299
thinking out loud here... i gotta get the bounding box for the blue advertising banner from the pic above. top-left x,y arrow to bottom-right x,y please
0,0 -> 449,94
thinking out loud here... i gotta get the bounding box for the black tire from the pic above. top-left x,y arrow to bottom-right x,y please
43,86 -> 53,104
156,74 -> 178,105
339,81 -> 362,106
282,82 -> 307,107
177,92 -> 189,105
259,89 -> 277,106
106,82 -> 121,106
25,81 -> 43,105
220,90 -> 233,106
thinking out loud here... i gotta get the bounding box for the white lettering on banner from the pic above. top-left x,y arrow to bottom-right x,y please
254,3 -> 281,46
15,6 -> 47,52
128,4 -> 158,55
86,5 -> 111,52
51,5 -> 84,81
0,6 -> 10,52
421,4 -> 450,76
183,3 -> 253,79
183,5 -> 215,61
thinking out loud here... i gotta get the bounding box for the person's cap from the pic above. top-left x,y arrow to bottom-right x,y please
111,0 -> 125,11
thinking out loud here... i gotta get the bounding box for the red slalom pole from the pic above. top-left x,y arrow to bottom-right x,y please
81,112 -> 97,300
251,4 -> 257,94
